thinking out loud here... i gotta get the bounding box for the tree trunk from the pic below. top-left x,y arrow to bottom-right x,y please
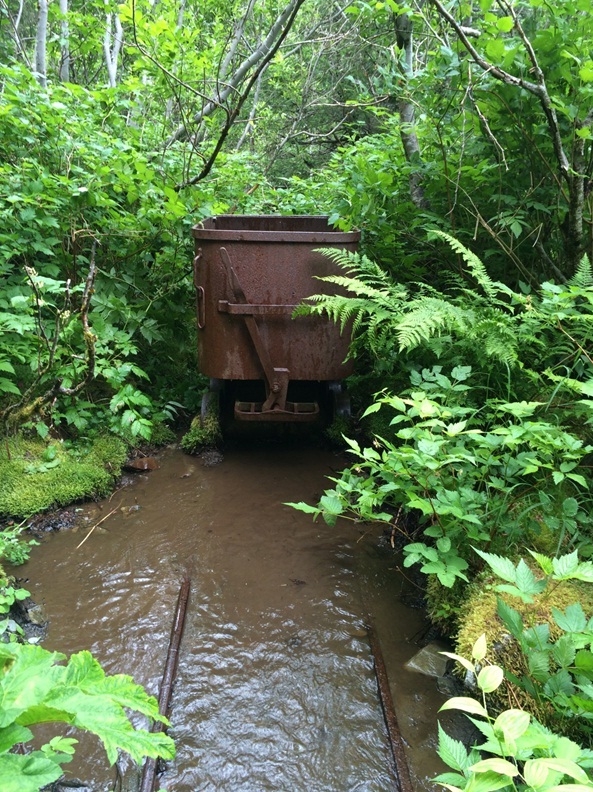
395,14 -> 430,210
1,0 -> 30,65
35,0 -> 49,88
104,1 -> 123,88
59,0 -> 70,82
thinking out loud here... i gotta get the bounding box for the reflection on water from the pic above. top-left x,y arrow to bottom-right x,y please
20,445 -> 444,790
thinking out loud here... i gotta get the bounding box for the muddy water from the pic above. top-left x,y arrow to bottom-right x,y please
20,444 -> 445,791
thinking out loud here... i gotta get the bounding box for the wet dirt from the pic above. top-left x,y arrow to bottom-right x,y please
19,443 -> 447,791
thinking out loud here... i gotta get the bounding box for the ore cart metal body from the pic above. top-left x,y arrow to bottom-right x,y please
192,215 -> 360,422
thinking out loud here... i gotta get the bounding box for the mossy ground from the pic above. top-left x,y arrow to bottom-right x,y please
0,434 -> 127,518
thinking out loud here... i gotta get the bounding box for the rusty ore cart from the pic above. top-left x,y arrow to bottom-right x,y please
192,215 -> 360,424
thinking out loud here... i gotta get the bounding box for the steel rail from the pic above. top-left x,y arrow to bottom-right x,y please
366,619 -> 414,792
139,576 -> 191,792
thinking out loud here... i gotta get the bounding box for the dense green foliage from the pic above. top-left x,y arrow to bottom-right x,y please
291,238 -> 593,757
2,0 -> 593,783
292,241 -> 593,587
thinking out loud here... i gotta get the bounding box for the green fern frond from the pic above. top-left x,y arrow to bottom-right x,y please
568,255 -> 593,289
294,249 -> 408,337
479,322 -> 519,365
314,274 -> 404,304
314,248 -> 393,289
395,297 -> 465,351
299,244 -> 534,367
430,231 -> 513,301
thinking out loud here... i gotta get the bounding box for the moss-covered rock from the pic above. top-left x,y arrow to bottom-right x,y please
147,421 -> 176,447
0,434 -> 127,518
455,570 -> 593,722
181,408 -> 222,454
324,414 -> 354,447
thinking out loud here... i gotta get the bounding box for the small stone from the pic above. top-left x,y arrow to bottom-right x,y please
201,450 -> 224,467
27,604 -> 48,626
349,627 -> 368,639
405,641 -> 450,678
123,457 -> 159,472
437,675 -> 464,697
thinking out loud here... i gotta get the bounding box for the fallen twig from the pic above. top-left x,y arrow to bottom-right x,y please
75,504 -> 119,550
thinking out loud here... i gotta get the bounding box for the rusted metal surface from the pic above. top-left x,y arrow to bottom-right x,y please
192,216 -> 359,380
192,215 -> 359,421
366,619 -> 414,792
139,577 -> 191,792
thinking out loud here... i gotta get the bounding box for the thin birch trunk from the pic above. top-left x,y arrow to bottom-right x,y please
59,0 -> 70,82
0,0 -> 30,65
395,14 -> 430,210
104,1 -> 123,88
35,0 -> 49,88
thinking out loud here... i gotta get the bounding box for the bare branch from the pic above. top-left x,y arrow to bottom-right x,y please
165,0 -> 305,148
428,0 -> 570,178
175,0 -> 305,187
0,0 -> 31,66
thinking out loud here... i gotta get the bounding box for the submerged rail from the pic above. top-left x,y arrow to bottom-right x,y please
139,576 -> 191,792
366,619 -> 414,792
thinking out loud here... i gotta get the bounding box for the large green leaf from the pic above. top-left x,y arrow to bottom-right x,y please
477,665 -> 504,694
437,723 -> 470,772
61,652 -> 167,723
42,687 -> 173,765
439,697 -> 489,718
0,645 -> 65,728
553,603 -> 587,633
0,723 -> 33,752
1,644 -> 174,767
492,709 -> 530,742
0,752 -> 64,792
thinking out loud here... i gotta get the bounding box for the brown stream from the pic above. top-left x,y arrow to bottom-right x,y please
20,443 -> 446,791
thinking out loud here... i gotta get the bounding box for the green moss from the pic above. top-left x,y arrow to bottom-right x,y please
455,570 -> 593,719
148,421 -> 176,446
181,409 -> 221,454
324,415 -> 354,447
425,575 -> 469,632
0,434 -> 127,518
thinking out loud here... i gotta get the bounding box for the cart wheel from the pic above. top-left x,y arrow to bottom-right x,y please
329,381 -> 351,419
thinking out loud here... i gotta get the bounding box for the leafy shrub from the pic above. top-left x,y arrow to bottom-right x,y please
454,550 -> 593,740
290,367 -> 592,589
435,635 -> 593,791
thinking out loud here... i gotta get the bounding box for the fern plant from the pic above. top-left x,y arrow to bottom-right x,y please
299,236 -> 525,373
294,248 -> 409,357
300,237 -> 593,411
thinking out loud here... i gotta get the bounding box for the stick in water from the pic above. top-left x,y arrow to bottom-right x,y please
75,504 -> 120,550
